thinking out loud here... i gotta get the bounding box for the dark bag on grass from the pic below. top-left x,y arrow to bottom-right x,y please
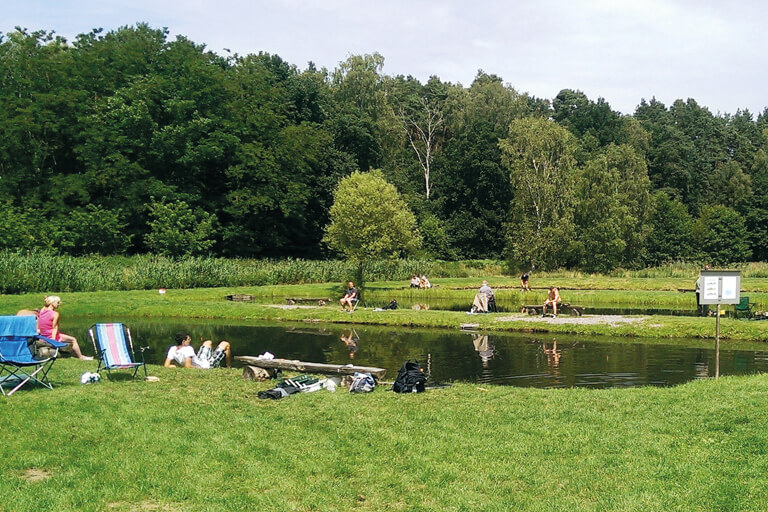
382,299 -> 398,310
392,360 -> 426,393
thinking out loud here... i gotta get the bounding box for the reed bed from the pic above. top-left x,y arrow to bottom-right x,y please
0,251 -> 505,294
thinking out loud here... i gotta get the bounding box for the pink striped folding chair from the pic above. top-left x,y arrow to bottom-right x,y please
88,323 -> 147,380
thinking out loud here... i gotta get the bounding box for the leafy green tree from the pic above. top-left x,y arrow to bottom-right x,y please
692,205 -> 751,265
553,89 -> 629,162
644,192 -> 693,265
329,53 -> 387,172
47,205 -> 132,255
744,149 -> 768,261
389,76 -> 446,199
417,212 -> 454,259
635,98 -> 696,205
436,72 -> 532,258
324,170 -> 421,264
500,117 -> 578,270
0,201 -> 38,251
145,199 -> 216,257
573,144 -> 651,271
220,53 -> 353,257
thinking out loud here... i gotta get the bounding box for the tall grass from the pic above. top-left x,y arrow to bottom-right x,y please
2,251 -> 765,295
0,251 -> 505,294
609,261 -> 768,279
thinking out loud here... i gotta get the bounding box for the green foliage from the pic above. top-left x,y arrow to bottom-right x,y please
573,144 -> 651,271
48,205 -> 132,255
0,201 -> 38,251
324,170 -> 421,260
144,199 -> 216,257
692,205 -> 751,265
500,117 -> 578,270
1,23 -> 768,270
416,212 -> 454,259
645,191 -> 694,265
436,72 -> 530,258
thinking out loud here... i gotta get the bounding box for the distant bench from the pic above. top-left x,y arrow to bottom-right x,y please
521,303 -> 585,316
285,297 -> 332,306
226,294 -> 254,302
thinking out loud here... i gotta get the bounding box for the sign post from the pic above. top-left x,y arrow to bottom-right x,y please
698,270 -> 741,378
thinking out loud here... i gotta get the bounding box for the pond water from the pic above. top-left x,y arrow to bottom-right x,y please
65,317 -> 768,389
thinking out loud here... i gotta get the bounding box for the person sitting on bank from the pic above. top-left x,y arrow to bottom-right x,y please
542,286 -> 561,317
520,272 -> 531,291
37,295 -> 93,360
419,275 -> 432,289
471,280 -> 494,313
163,331 -> 231,369
339,281 -> 359,311
410,275 -> 421,288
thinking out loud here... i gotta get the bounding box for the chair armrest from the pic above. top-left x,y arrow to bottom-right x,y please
35,335 -> 68,348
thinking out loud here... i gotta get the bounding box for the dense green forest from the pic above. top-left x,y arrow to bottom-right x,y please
1,24 -> 767,271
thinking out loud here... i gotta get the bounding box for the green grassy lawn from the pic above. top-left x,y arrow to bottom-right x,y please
3,360 -> 768,511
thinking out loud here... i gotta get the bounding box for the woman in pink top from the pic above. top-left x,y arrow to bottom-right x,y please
37,295 -> 92,360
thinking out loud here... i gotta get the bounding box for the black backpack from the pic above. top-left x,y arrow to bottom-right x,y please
382,299 -> 398,310
392,360 -> 427,393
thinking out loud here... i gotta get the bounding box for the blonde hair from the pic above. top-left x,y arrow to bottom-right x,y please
43,295 -> 62,307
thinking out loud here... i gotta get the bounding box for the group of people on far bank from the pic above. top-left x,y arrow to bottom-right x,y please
470,274 -> 562,316
410,275 -> 432,289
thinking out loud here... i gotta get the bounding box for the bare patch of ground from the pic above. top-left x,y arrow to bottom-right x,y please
267,304 -> 318,310
20,468 -> 51,482
495,314 -> 646,327
108,501 -> 183,511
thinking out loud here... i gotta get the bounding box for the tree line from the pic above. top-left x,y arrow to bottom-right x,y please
1,24 -> 766,271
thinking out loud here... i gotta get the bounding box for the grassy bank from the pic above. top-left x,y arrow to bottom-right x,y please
3,360 -> 768,511
2,285 -> 768,342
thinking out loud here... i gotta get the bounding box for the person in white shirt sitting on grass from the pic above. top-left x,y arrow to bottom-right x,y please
163,331 -> 231,369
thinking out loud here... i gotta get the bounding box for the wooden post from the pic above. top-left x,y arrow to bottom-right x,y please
715,305 -> 720,378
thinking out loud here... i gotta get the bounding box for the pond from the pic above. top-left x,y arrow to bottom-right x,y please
64,317 -> 768,389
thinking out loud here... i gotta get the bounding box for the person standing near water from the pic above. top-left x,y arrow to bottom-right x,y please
520,272 -> 530,291
37,295 -> 92,360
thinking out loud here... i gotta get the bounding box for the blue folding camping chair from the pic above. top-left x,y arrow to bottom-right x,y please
0,315 -> 68,396
88,323 -> 147,380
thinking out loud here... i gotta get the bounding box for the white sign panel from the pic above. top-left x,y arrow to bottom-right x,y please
702,277 -> 719,301
698,271 -> 741,305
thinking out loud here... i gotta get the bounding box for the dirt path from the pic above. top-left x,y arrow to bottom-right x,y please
495,314 -> 646,326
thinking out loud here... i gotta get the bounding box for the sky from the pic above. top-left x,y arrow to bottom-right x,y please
4,0 -> 767,115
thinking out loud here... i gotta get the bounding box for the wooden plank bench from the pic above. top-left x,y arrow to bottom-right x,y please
521,303 -> 585,316
226,294 -> 255,302
285,297 -> 332,306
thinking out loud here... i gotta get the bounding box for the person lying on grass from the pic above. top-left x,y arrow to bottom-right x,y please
163,331 -> 231,369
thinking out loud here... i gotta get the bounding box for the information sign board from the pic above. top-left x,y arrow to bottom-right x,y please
698,270 -> 741,305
